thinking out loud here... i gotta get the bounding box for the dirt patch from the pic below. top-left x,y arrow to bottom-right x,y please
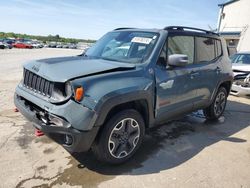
15,122 -> 35,149
16,157 -> 114,188
43,148 -> 55,154
48,159 -> 55,163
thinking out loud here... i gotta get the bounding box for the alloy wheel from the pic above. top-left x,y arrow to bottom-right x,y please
214,91 -> 226,117
108,118 -> 140,159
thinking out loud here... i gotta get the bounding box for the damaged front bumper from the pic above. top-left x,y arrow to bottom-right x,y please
14,85 -> 99,153
230,74 -> 250,96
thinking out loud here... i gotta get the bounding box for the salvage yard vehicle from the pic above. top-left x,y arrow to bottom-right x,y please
13,42 -> 33,49
230,52 -> 250,96
14,26 -> 233,164
0,42 -> 5,49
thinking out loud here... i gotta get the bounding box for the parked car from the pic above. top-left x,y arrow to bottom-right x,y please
0,39 -> 14,49
69,44 -> 77,49
56,44 -> 63,48
48,43 -> 57,48
62,44 -> 69,48
13,42 -> 33,49
0,42 -> 5,49
32,42 -> 44,48
14,26 -> 233,164
230,52 -> 250,96
4,43 -> 13,49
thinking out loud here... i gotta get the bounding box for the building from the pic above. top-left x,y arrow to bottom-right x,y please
217,0 -> 250,54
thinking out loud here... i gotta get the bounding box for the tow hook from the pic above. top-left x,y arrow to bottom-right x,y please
14,107 -> 19,112
35,129 -> 44,137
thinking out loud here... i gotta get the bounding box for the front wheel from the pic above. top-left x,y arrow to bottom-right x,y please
203,87 -> 228,120
92,109 -> 145,164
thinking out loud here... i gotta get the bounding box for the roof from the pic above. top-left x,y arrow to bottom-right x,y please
218,0 -> 239,7
114,26 -> 219,37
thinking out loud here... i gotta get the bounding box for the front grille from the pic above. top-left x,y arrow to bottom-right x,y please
23,69 -> 53,97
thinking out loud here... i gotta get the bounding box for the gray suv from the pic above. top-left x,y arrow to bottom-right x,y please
14,26 -> 233,164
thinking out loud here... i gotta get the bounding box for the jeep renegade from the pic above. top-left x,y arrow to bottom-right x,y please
14,26 -> 233,164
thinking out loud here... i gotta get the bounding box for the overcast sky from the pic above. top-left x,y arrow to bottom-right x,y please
0,0 -> 226,40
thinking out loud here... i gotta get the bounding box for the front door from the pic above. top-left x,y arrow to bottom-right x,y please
155,35 -> 200,123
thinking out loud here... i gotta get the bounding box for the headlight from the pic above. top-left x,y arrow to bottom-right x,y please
65,82 -> 72,96
49,82 -> 72,103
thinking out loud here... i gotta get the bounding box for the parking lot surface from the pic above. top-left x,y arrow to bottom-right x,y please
0,49 -> 250,188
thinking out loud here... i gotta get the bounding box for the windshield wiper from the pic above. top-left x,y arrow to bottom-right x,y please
78,52 -> 88,57
101,57 -> 122,62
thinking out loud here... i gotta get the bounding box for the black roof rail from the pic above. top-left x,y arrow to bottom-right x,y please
164,26 -> 219,35
114,27 -> 136,30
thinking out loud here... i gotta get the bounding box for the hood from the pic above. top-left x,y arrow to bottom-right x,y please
232,64 -> 250,72
24,56 -> 135,82
232,64 -> 250,76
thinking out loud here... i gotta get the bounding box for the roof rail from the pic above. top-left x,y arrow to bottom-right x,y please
114,27 -> 136,30
164,26 -> 219,35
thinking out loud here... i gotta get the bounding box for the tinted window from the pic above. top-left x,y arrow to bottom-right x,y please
196,37 -> 216,63
168,36 -> 194,64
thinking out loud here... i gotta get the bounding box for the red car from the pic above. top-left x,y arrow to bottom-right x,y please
13,42 -> 33,49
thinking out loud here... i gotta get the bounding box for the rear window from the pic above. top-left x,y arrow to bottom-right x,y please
196,37 -> 222,63
196,37 -> 215,63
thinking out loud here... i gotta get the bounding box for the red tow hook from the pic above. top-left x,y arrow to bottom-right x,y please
35,129 -> 44,137
14,107 -> 19,112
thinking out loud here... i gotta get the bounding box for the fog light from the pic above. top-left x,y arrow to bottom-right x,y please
49,114 -> 71,128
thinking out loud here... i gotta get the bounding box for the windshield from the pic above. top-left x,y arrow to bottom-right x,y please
85,31 -> 159,64
231,54 -> 250,65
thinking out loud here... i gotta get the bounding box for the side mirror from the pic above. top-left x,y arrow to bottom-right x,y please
168,54 -> 188,67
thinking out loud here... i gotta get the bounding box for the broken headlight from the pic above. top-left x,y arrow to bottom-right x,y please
49,82 -> 73,103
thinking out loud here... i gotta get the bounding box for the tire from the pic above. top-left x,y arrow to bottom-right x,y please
203,87 -> 228,120
92,109 -> 145,164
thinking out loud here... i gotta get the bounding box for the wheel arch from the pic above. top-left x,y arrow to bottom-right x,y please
94,92 -> 154,129
219,81 -> 232,96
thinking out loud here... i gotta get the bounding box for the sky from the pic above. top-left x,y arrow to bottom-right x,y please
0,0 -> 227,40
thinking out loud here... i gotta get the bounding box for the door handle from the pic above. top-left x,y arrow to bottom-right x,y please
216,67 -> 221,73
189,71 -> 199,79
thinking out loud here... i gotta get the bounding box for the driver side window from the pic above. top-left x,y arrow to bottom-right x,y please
168,36 -> 194,65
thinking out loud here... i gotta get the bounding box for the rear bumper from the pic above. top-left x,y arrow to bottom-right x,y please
230,84 -> 250,96
14,85 -> 100,153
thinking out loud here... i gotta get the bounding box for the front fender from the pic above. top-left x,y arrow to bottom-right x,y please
94,89 -> 155,127
71,67 -> 155,128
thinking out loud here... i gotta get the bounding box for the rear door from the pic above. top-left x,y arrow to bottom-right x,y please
193,37 -> 223,108
155,35 -> 200,123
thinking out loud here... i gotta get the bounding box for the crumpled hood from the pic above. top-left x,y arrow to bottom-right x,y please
24,56 -> 135,82
232,64 -> 250,72
232,64 -> 250,76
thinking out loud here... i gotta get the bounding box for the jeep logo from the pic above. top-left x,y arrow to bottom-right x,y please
32,65 -> 40,72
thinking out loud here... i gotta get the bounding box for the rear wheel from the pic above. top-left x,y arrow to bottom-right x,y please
92,109 -> 145,164
203,87 -> 228,120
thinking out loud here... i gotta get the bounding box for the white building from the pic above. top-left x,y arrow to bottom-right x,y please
217,0 -> 250,54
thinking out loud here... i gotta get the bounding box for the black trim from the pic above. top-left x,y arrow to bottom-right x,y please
164,26 -> 218,36
114,27 -> 137,30
95,91 -> 154,127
